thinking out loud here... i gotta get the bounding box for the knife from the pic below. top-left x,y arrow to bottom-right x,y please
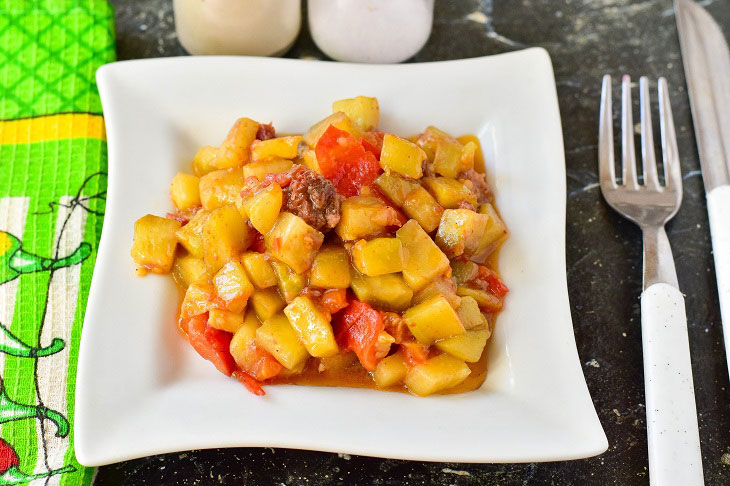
675,0 -> 730,373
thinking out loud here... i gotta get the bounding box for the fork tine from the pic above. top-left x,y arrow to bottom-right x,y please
599,75 -> 617,189
622,75 -> 639,189
659,77 -> 682,191
640,77 -> 660,189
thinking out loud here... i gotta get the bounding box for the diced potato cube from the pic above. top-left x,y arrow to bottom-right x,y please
405,353 -> 471,396
215,117 -> 259,169
451,260 -> 479,284
402,295 -> 465,344
299,149 -> 321,174
242,184 -> 282,234
433,139 -> 468,178
180,281 -> 214,318
229,310 -> 261,363
265,212 -> 324,274
251,136 -> 302,162
350,238 -> 403,276
303,111 -> 361,148
456,296 -> 489,330
255,313 -> 310,370
175,209 -> 209,258
412,277 -> 461,309
250,288 -> 286,321
203,205 -> 253,274
284,296 -> 338,357
435,209 -> 489,259
131,215 -> 180,274
332,96 -> 379,131
373,173 -> 419,206
470,203 -> 508,262
421,177 -> 476,209
319,352 -> 358,371
374,353 -> 408,387
350,270 -> 413,311
214,261 -> 254,313
193,145 -> 218,177
415,126 -> 459,162
242,158 -> 294,181
208,308 -> 245,333
379,134 -> 426,179
271,260 -> 307,302
457,135 -> 485,173
335,196 -> 400,241
396,219 -> 450,291
241,252 -> 277,289
402,186 -> 443,233
456,286 -> 502,312
170,173 -> 201,210
172,254 -> 208,289
199,168 -> 244,210
436,328 -> 490,362
310,246 -> 351,288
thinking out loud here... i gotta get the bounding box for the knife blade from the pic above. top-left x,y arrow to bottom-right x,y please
676,0 -> 730,373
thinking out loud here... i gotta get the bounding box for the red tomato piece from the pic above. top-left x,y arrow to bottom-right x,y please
320,288 -> 349,314
315,125 -> 383,197
244,343 -> 283,381
232,370 -> 266,396
399,341 -> 430,367
333,300 -> 386,372
472,266 -> 509,297
185,314 -> 237,376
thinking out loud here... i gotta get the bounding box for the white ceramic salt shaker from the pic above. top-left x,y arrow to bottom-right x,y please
173,0 -> 301,56
308,0 -> 434,63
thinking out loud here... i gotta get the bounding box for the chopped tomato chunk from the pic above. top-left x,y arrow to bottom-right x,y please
185,314 -> 237,376
233,370 -> 266,396
320,288 -> 349,314
399,341 -> 430,367
472,266 -> 509,297
333,300 -> 386,371
242,343 -> 283,381
315,125 -> 382,197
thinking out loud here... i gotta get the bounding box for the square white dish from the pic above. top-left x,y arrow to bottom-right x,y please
76,48 -> 607,466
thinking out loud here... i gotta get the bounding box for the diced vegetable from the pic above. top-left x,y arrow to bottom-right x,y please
470,203 -> 508,262
373,353 -> 408,387
405,353 -> 471,396
335,195 -> 400,241
255,313 -> 310,370
434,139 -> 471,178
180,281 -> 215,318
320,288 -> 349,314
131,214 -> 180,274
208,308 -> 245,333
284,296 -> 339,357
170,173 -> 201,210
185,314 -> 237,376
396,219 -> 450,291
402,295 -> 465,344
241,183 -> 282,234
436,328 -> 490,362
332,96 -> 380,131
214,260 -> 254,313
414,126 -> 457,161
399,341 -> 430,366
456,286 -> 502,312
412,277 -> 461,309
214,117 -> 259,169
299,149 -> 321,173
241,252 -> 277,289
309,246 -> 351,288
271,260 -> 307,302
435,209 -> 489,259
193,145 -> 218,177
230,310 -> 283,380
373,172 -> 420,206
350,270 -> 413,312
175,209 -> 209,258
402,186 -> 443,233
457,135 -> 485,172
241,158 -> 294,181
315,125 -> 382,197
250,288 -> 287,321
199,168 -> 244,210
318,352 -> 358,372
203,205 -> 253,274
350,238 -> 404,276
172,254 -> 208,289
265,212 -> 324,274
333,300 -> 392,371
451,260 -> 479,284
456,296 -> 489,330
379,134 -> 426,179
251,136 -> 302,162
303,111 -> 361,148
421,177 -> 476,209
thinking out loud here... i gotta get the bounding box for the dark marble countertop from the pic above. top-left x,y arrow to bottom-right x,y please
99,1 -> 730,484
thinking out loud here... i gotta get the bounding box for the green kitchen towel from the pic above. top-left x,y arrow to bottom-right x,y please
0,0 -> 115,484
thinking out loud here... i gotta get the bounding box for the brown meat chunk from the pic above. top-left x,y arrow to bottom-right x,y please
256,122 -> 276,141
281,165 -> 342,231
458,169 -> 492,204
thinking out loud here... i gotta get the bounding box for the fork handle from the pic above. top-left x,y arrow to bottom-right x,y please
642,283 -> 704,485
707,185 -> 730,373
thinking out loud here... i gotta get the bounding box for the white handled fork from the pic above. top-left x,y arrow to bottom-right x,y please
598,75 -> 704,485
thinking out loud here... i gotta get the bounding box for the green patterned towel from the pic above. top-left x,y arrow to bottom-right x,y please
0,0 -> 115,484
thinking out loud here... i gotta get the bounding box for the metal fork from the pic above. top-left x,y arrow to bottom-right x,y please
599,75 -> 704,485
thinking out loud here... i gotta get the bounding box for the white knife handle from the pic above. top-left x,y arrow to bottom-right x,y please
641,283 -> 704,486
707,185 -> 730,372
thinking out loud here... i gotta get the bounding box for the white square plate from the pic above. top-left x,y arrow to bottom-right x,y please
76,49 -> 607,466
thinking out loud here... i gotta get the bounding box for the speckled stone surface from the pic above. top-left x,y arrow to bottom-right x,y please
99,1 -> 730,484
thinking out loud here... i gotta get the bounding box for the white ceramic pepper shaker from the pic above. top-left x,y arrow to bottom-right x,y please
308,0 -> 434,63
173,0 -> 302,56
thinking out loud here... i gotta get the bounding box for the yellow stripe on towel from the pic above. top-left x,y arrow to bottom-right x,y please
0,113 -> 106,145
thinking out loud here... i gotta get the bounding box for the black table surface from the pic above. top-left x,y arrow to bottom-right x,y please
99,1 -> 730,484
